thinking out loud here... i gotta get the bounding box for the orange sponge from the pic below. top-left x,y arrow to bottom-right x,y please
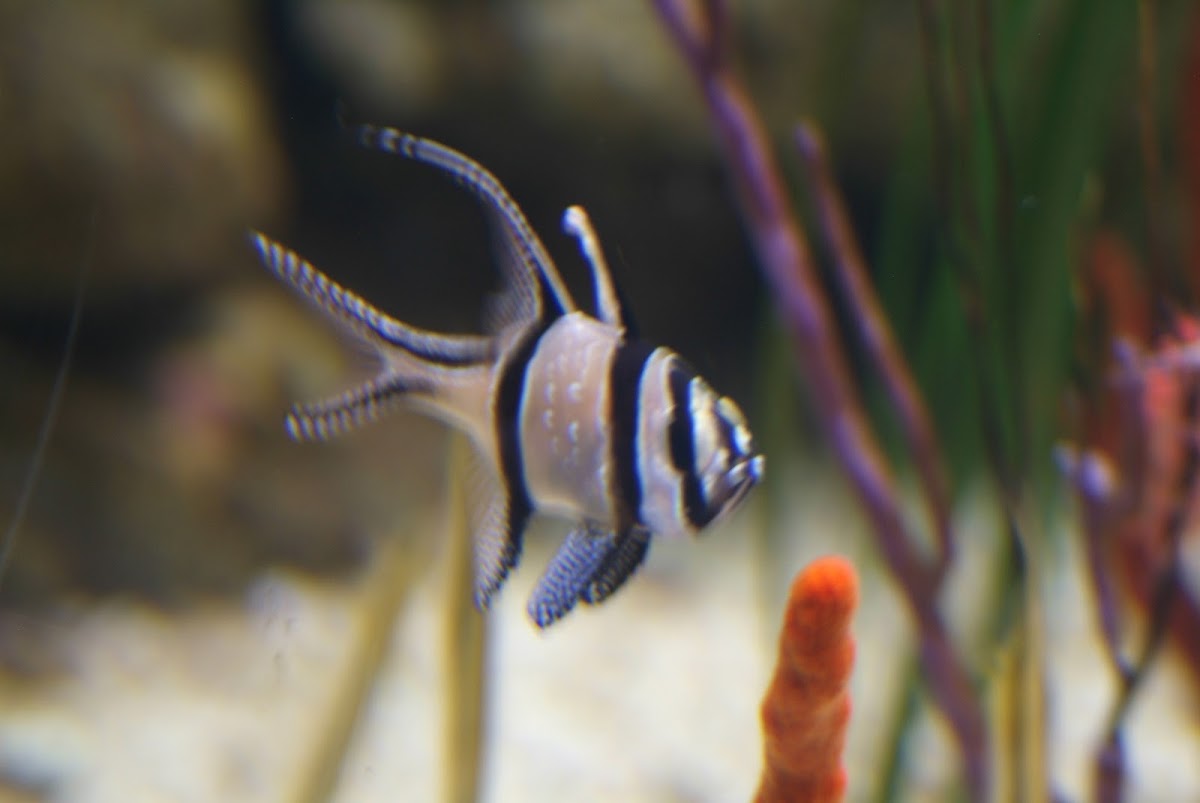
755,556 -> 859,803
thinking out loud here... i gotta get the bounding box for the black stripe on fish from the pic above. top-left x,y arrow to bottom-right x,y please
667,362 -> 714,530
482,328 -> 541,606
609,340 -> 655,529
714,402 -> 740,464
582,528 -> 650,605
481,272 -> 564,607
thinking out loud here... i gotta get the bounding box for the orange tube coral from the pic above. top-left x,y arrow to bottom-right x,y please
755,556 -> 858,803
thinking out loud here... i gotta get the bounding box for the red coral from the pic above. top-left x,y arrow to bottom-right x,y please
1070,216 -> 1200,680
755,556 -> 858,803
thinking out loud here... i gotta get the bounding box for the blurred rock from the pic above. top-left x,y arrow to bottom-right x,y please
295,0 -> 444,119
0,279 -> 447,604
0,0 -> 285,300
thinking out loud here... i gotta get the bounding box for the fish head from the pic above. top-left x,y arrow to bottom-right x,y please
651,360 -> 764,538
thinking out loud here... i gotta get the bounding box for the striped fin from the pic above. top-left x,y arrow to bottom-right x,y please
353,125 -> 576,323
285,373 -> 431,442
471,470 -> 531,610
526,526 -> 619,628
581,528 -> 651,605
562,206 -> 637,335
472,302 -> 552,609
250,231 -> 494,366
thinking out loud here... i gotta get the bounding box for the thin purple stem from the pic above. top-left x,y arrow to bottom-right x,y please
794,121 -> 955,579
651,0 -> 988,796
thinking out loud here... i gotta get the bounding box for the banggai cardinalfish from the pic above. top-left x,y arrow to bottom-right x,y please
251,125 -> 764,628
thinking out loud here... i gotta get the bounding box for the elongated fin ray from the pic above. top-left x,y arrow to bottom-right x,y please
250,231 -> 494,366
527,526 -> 619,628
582,528 -> 651,605
285,373 -> 431,442
562,206 -> 636,334
354,125 -> 575,322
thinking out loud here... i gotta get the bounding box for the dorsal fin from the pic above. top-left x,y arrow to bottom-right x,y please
354,125 -> 575,327
562,206 -> 637,336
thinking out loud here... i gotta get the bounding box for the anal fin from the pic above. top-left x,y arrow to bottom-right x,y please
527,525 -> 618,628
467,452 -> 530,611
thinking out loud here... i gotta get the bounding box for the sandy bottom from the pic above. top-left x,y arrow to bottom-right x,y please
0,468 -> 1197,802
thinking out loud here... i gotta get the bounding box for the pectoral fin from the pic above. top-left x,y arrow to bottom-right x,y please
582,528 -> 651,605
527,525 -> 619,628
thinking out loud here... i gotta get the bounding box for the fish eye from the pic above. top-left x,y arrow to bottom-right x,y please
667,360 -> 763,531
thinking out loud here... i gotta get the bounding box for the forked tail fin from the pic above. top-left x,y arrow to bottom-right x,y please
284,373 -> 434,442
250,230 -> 497,441
250,231 -> 495,367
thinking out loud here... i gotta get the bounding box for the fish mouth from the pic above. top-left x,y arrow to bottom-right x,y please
712,453 -> 764,525
728,466 -> 758,509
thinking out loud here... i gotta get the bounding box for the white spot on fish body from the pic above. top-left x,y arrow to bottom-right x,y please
567,381 -> 583,403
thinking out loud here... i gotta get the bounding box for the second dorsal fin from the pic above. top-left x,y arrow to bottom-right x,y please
562,206 -> 638,336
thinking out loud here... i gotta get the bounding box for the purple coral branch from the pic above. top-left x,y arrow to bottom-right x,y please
1076,467 -> 1128,680
794,122 -> 955,578
650,0 -> 987,796
1068,339 -> 1196,802
1076,341 -> 1154,684
1068,347 -> 1150,690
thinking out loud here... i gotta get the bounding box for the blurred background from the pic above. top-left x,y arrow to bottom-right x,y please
1,0 -> 1198,801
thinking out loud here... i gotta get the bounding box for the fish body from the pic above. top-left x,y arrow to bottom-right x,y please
251,125 -> 764,627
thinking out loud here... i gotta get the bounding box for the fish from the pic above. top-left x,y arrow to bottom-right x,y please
250,125 -> 764,628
